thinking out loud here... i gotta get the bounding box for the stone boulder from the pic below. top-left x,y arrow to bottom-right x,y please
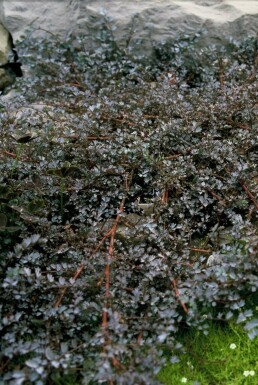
0,21 -> 22,91
1,0 -> 258,54
0,21 -> 12,64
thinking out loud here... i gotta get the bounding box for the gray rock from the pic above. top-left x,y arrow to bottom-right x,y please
0,21 -> 22,91
1,0 -> 258,54
0,66 -> 15,90
0,21 -> 11,65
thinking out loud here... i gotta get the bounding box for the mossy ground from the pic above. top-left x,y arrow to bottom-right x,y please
158,322 -> 258,385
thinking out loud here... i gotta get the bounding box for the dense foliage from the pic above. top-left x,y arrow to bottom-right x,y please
0,22 -> 258,384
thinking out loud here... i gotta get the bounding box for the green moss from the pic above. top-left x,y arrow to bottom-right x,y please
158,322 -> 258,385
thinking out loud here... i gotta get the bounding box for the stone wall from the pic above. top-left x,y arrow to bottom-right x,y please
1,0 -> 258,52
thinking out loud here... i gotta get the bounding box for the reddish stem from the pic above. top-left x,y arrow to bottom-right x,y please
241,183 -> 258,210
161,189 -> 169,204
3,150 -> 17,158
137,331 -> 143,346
102,199 -> 125,335
171,279 -> 189,315
189,247 -> 211,253
207,188 -> 224,203
86,136 -> 110,140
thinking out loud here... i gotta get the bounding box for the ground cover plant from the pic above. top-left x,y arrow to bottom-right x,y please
0,21 -> 258,384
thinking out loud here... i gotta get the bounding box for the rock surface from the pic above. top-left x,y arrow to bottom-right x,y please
0,22 -> 12,65
0,22 -> 22,91
1,0 -> 258,52
0,1 -> 257,92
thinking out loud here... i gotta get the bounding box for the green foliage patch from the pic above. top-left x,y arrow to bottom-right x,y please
158,321 -> 258,385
